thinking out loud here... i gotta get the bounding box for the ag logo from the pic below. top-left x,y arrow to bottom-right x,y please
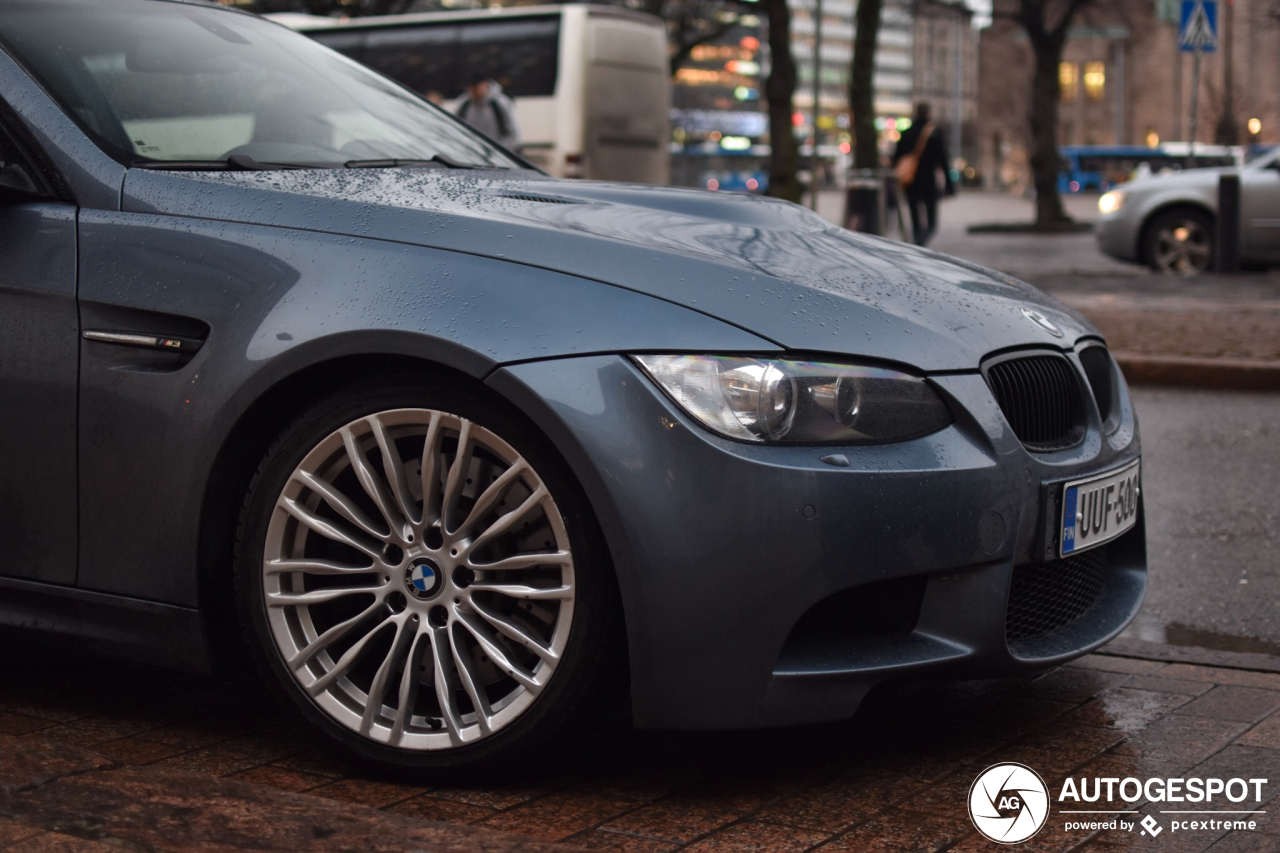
968,762 -> 1050,844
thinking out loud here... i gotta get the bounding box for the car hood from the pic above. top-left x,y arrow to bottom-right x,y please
1124,165 -> 1237,194
124,168 -> 1097,371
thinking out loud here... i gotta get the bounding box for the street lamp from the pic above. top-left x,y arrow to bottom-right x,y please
1247,117 -> 1262,138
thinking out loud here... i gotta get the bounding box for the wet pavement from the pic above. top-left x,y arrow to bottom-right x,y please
1,634 -> 1277,851
1125,388 -> 1280,652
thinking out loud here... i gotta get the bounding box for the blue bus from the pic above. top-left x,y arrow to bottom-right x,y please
1059,145 -> 1237,193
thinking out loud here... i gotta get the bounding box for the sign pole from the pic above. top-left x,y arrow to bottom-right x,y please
1188,48 -> 1199,168
1178,0 -> 1217,167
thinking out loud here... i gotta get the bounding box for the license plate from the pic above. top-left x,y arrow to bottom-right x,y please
1061,459 -> 1141,557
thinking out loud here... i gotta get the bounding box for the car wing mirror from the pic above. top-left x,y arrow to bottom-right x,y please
0,159 -> 40,198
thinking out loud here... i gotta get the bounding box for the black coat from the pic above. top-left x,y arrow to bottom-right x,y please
893,123 -> 954,199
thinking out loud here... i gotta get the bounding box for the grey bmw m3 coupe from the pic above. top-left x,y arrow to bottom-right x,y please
0,0 -> 1145,772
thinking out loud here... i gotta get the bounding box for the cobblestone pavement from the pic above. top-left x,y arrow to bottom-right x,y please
2,635 -> 1277,851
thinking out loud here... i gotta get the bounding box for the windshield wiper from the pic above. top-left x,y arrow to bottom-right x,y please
130,155 -> 318,171
343,155 -> 487,170
225,155 -> 312,171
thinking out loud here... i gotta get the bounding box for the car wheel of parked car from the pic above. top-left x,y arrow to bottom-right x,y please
1145,207 -> 1214,275
234,375 -> 619,772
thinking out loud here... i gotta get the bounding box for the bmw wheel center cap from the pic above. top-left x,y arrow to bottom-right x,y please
406,558 -> 443,599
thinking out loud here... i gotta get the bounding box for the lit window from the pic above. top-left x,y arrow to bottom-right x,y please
1059,62 -> 1078,103
1084,62 -> 1106,101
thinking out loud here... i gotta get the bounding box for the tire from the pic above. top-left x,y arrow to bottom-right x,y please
1144,207 -> 1214,275
233,374 -> 622,775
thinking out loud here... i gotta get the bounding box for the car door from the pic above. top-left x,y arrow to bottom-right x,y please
0,113 -> 78,584
1241,158 -> 1280,263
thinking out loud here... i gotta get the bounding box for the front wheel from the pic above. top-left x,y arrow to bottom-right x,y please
1145,208 -> 1213,275
234,376 -> 620,773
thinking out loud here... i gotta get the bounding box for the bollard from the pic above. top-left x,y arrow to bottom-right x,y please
1216,173 -> 1241,273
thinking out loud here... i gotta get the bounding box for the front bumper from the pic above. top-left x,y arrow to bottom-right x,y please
1095,208 -> 1144,262
488,351 -> 1145,729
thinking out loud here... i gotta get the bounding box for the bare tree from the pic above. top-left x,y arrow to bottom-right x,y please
762,0 -> 803,201
849,0 -> 884,169
996,0 -> 1097,228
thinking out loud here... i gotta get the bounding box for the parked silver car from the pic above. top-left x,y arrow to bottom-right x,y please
1095,147 -> 1280,274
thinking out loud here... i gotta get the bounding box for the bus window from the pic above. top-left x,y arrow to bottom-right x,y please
1191,155 -> 1234,168
457,19 -> 559,99
310,30 -> 365,63
359,26 -> 460,100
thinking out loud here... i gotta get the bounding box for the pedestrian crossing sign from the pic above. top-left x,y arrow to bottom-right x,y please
1179,0 -> 1218,53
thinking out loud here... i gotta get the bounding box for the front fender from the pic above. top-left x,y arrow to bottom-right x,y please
75,210 -> 775,605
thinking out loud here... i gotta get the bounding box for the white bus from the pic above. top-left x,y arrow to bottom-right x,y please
271,5 -> 671,184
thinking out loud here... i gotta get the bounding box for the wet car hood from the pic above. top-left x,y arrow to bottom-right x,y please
123,168 -> 1097,371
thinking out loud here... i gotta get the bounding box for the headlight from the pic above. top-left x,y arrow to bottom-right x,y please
1098,191 -> 1125,214
632,355 -> 953,444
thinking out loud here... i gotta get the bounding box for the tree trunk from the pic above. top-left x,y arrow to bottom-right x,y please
850,0 -> 883,169
1214,0 -> 1237,143
1029,34 -> 1069,227
763,0 -> 804,202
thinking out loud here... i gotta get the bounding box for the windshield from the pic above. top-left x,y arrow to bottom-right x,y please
0,0 -> 521,169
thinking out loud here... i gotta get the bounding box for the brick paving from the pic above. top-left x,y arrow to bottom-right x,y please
1044,291 -> 1280,364
1,634 -> 1277,851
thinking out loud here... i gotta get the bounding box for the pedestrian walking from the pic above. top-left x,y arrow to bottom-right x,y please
892,102 -> 954,246
455,74 -> 520,151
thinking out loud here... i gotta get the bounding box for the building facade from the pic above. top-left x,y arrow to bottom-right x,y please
671,0 -> 923,188
669,16 -> 770,190
978,0 -> 1280,190
911,0 -> 979,170
789,0 -> 915,134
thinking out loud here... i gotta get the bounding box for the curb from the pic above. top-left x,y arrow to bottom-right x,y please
1098,637 -> 1280,674
966,222 -> 1094,235
1114,352 -> 1280,391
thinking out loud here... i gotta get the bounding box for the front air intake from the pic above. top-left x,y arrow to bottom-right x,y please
985,353 -> 1085,451
1006,547 -> 1109,645
494,193 -> 581,205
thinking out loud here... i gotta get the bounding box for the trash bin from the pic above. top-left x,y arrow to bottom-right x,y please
843,169 -> 886,235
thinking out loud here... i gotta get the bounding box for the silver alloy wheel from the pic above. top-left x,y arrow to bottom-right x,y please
1152,217 -> 1211,275
262,408 -> 575,751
